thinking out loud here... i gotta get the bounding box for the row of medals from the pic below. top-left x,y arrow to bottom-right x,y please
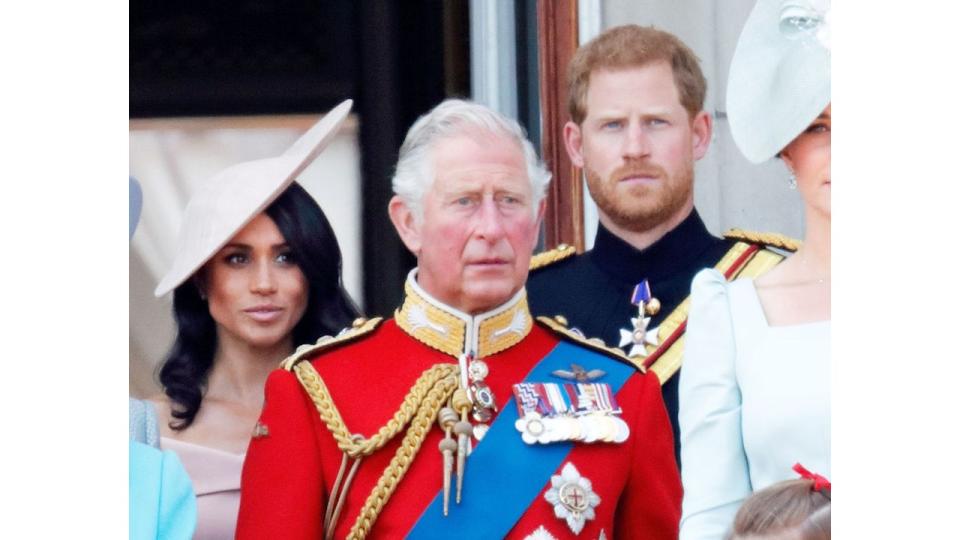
447,281 -> 654,448
524,411 -> 629,444
452,355 -> 631,445
513,382 -> 630,445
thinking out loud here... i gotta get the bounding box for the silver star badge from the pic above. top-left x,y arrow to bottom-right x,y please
544,462 -> 601,535
618,315 -> 659,358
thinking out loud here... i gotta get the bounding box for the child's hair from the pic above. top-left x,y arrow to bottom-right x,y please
727,478 -> 831,539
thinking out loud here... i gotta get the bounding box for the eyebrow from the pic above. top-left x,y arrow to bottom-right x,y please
220,242 -> 290,250
591,113 -> 626,122
592,109 -> 676,122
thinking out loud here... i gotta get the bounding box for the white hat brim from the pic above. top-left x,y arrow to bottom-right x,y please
727,0 -> 830,163
153,99 -> 353,297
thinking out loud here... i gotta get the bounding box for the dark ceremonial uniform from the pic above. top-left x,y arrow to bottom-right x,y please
527,211 -> 792,463
237,274 -> 681,539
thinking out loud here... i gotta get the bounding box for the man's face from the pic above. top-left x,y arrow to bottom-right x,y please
390,132 -> 544,314
564,62 -> 711,233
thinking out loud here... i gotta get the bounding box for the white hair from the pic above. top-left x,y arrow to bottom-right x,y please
391,99 -> 552,221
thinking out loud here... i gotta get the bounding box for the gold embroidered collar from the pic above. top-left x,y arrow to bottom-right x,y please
395,269 -> 533,358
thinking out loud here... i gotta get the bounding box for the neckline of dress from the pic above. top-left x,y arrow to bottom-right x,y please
160,436 -> 247,459
742,278 -> 831,330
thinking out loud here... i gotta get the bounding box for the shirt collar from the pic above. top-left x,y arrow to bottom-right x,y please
395,269 -> 533,358
590,210 -> 718,283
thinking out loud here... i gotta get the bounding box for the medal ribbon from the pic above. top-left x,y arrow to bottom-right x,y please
408,341 -> 635,539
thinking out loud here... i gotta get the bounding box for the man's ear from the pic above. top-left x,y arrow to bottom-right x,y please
563,120 -> 585,168
388,195 -> 422,255
691,110 -> 713,161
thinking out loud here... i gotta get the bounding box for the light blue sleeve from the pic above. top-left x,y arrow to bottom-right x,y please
678,269 -> 752,540
157,450 -> 197,540
131,442 -> 196,540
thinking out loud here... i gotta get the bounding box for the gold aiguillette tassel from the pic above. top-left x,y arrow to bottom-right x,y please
451,388 -> 473,504
437,407 -> 459,516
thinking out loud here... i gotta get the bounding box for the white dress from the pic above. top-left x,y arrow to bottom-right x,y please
678,269 -> 830,540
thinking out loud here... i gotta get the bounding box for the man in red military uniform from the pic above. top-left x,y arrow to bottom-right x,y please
237,99 -> 681,539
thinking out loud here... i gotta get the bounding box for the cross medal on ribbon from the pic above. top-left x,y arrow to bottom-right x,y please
618,279 -> 660,358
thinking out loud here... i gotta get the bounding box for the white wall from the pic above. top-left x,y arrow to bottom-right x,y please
129,115 -> 363,397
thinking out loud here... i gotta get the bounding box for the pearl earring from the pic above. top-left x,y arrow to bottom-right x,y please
787,171 -> 797,190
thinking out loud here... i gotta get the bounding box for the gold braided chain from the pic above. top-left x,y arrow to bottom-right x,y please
347,369 -> 460,539
293,362 -> 459,458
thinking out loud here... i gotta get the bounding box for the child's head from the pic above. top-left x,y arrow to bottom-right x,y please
727,475 -> 831,540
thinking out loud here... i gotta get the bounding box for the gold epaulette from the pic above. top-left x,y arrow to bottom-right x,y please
529,244 -> 577,271
723,228 -> 801,252
535,315 -> 645,373
280,317 -> 384,371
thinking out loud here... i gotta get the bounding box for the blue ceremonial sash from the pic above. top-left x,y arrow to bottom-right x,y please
407,341 -> 635,539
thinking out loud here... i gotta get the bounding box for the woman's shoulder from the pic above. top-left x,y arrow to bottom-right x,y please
690,268 -> 733,311
691,269 -> 759,312
692,267 -> 729,290
159,395 -> 262,455
686,270 -> 769,355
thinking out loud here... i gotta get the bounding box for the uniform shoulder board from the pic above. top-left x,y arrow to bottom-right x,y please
535,315 -> 645,373
723,228 -> 801,253
529,244 -> 577,271
281,317 -> 384,371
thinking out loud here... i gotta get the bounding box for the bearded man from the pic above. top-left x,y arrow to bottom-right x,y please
236,99 -> 681,539
527,25 -> 794,464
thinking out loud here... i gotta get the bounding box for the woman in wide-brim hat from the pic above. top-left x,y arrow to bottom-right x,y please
146,100 -> 360,540
678,1 -> 831,538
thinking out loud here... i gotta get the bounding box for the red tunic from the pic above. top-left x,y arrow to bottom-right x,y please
237,318 -> 680,539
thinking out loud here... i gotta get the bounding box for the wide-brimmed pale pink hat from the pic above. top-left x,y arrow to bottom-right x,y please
154,99 -> 353,297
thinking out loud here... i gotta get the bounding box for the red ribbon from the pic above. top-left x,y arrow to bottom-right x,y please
793,462 -> 831,491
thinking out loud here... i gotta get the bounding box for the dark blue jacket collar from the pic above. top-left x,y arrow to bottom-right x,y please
588,210 -> 720,283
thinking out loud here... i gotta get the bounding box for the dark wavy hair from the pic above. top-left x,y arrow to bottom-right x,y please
158,182 -> 360,430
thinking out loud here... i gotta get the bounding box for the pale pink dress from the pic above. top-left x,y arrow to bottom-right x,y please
161,437 -> 244,540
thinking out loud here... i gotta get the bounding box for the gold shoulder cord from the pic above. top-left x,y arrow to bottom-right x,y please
528,244 -> 577,271
292,360 -> 460,539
